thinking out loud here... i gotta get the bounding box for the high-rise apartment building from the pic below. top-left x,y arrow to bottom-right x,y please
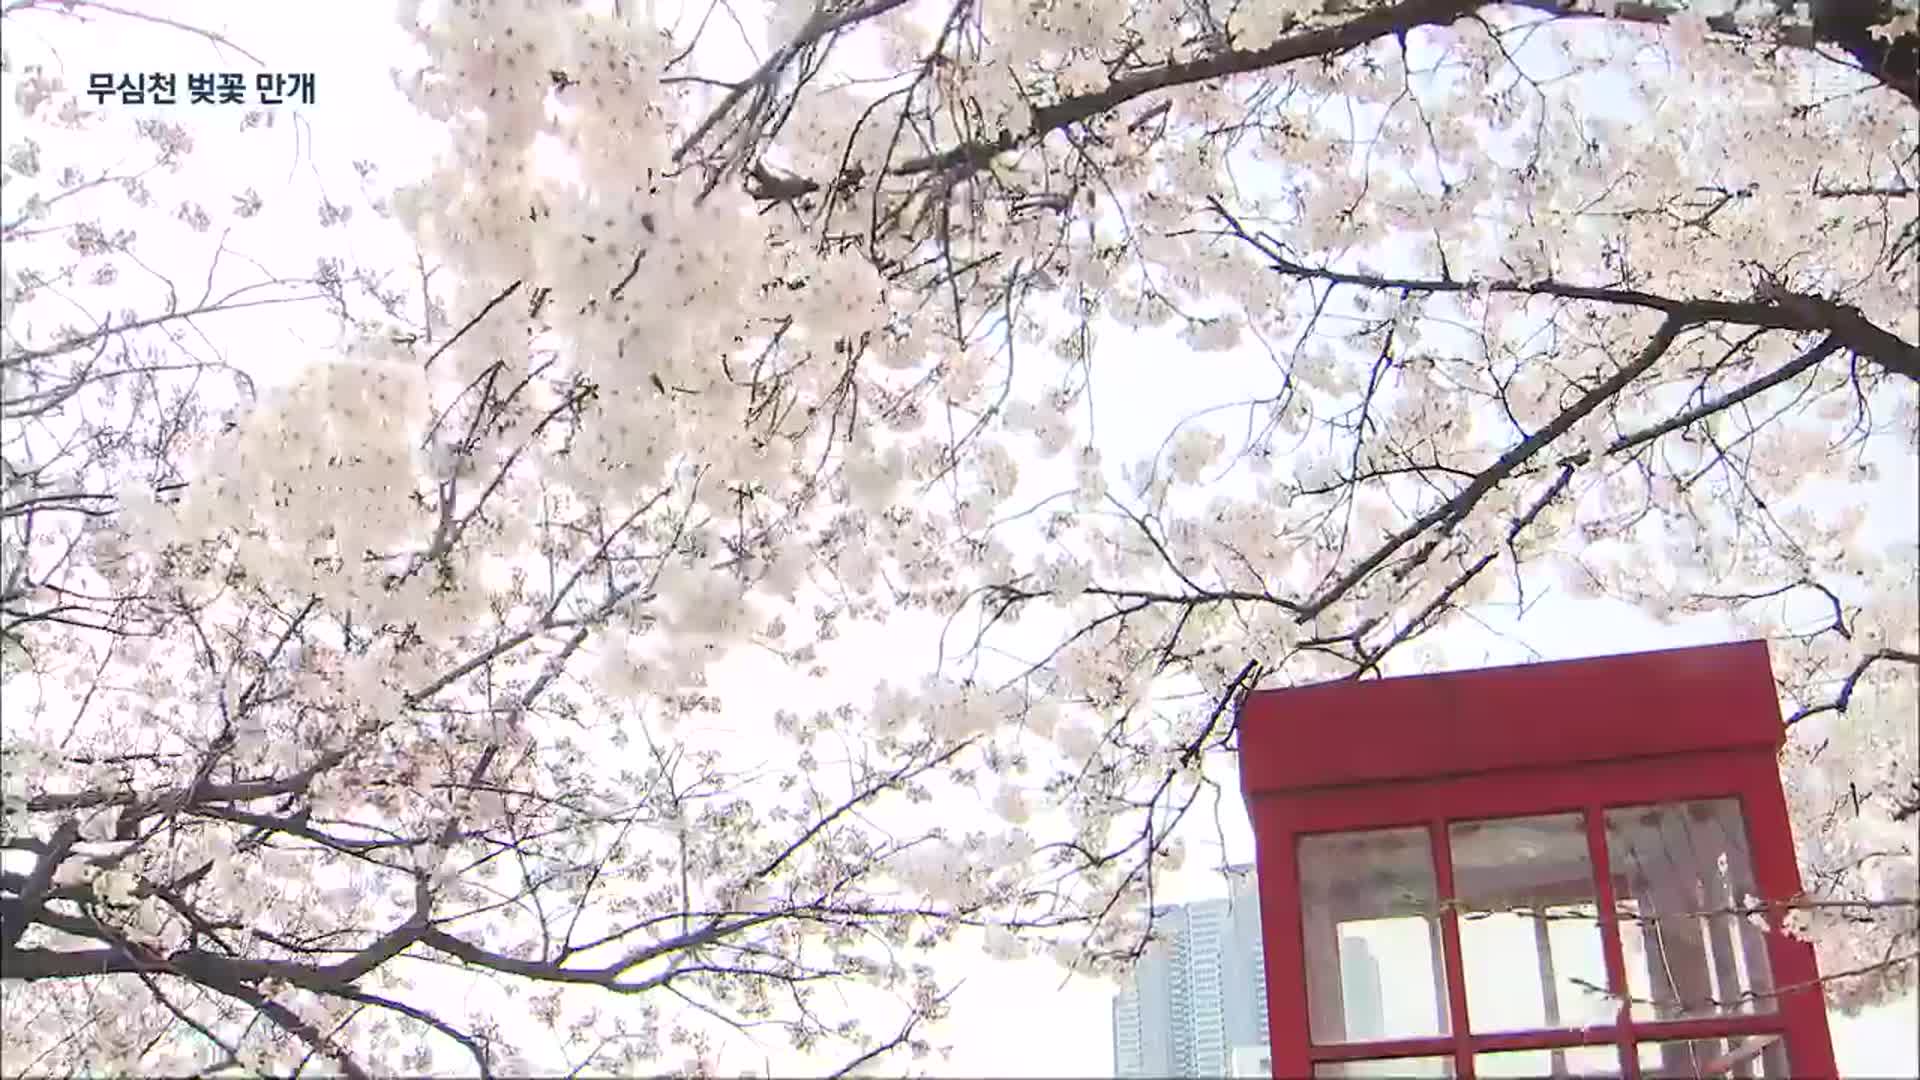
1110,866 -> 1270,1078
1111,867 -> 1385,1078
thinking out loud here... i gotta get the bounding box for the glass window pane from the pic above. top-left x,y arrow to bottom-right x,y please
1229,1046 -> 1270,1078
1605,800 -> 1776,1021
1475,1045 -> 1625,1077
1637,1035 -> 1791,1078
1313,1056 -> 1455,1078
1451,813 -> 1615,1032
1298,827 -> 1451,1043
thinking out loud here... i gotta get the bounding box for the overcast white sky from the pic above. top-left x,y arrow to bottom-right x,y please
3,1 -> 1914,1076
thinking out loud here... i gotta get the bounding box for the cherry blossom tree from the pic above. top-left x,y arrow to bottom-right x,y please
0,6 -> 1075,1074
3,0 -> 1916,1074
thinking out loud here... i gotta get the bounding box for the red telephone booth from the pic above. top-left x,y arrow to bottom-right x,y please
1239,641 -> 1837,1079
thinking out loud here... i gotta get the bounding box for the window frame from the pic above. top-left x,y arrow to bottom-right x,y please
1254,748 -> 1835,1080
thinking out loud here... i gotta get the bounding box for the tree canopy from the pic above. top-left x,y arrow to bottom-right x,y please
1,0 -> 1915,1074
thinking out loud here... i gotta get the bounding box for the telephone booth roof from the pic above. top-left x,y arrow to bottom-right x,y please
1239,640 -> 1781,800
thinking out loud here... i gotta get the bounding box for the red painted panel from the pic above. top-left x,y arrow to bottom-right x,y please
1239,641 -> 1782,798
1728,753 -> 1839,1079
1254,800 -> 1313,1079
1430,821 -> 1475,1079
1585,800 -> 1639,1080
1301,1013 -> 1789,1062
1258,750 -> 1760,837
